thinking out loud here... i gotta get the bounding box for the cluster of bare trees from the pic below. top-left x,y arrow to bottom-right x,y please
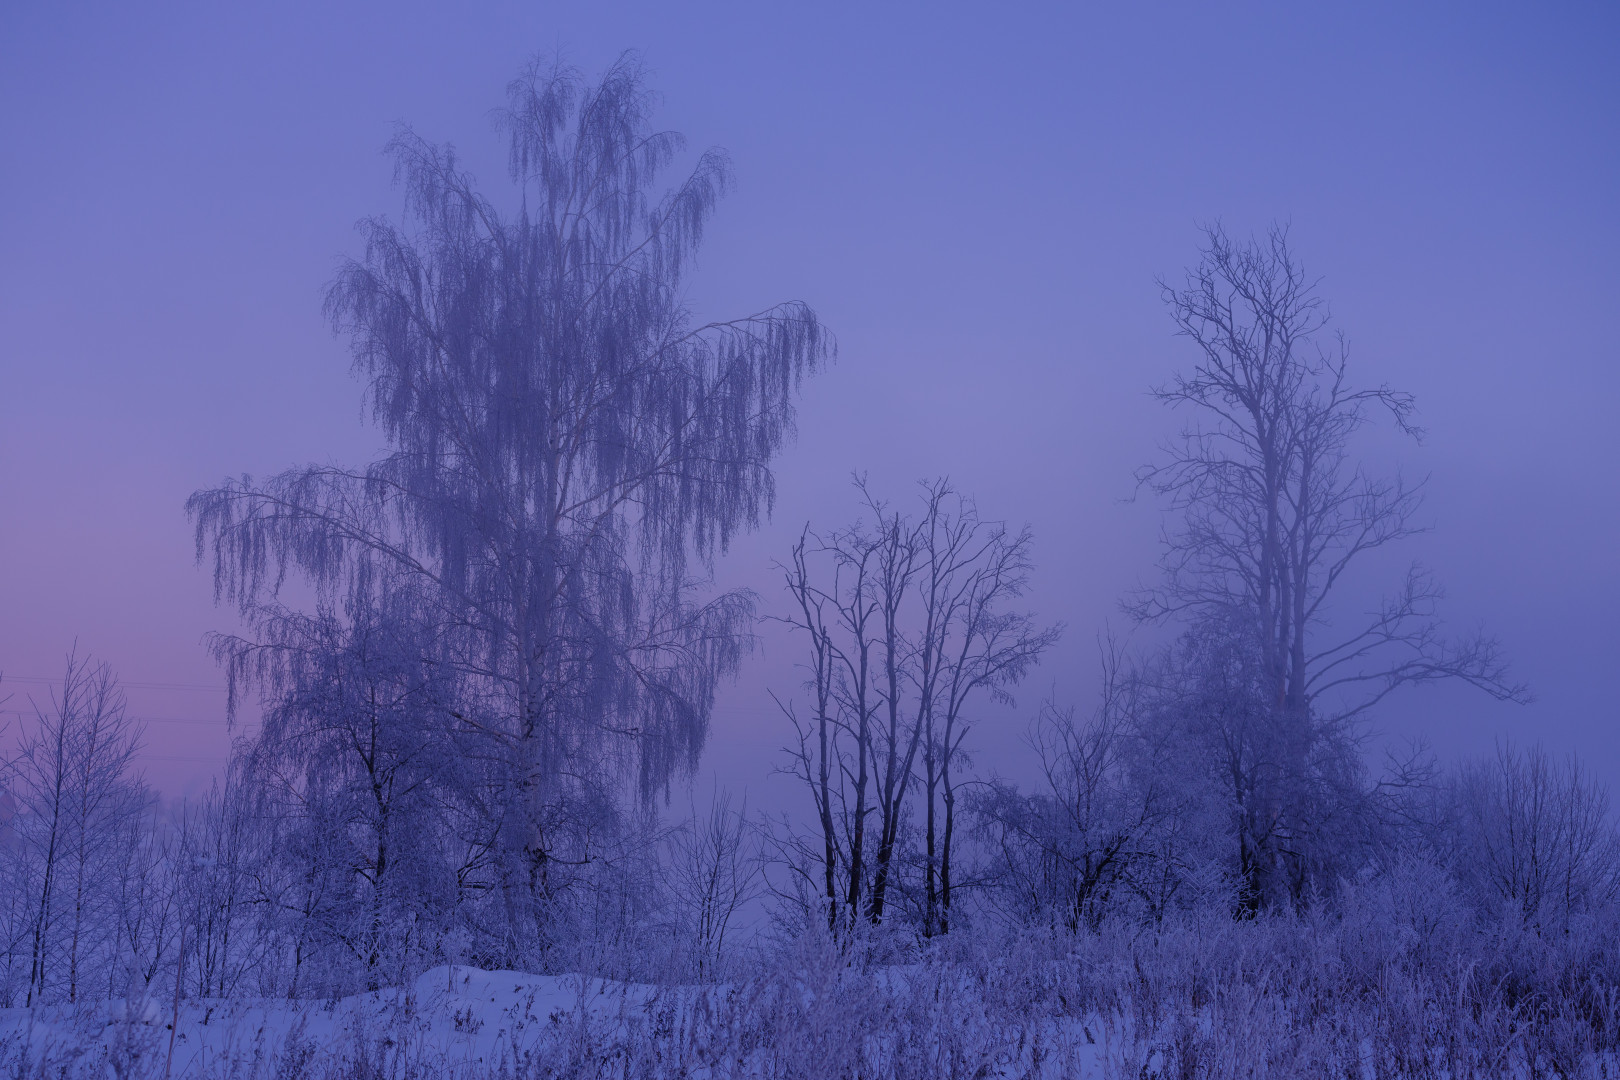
0,655 -> 275,1005
0,657 -> 773,1001
1448,742 -> 1620,929
0,647 -> 1607,1007
2,56 -> 1616,1023
771,480 -> 1059,934
970,656 -> 1214,931
0,653 -> 146,1004
960,227 -> 1587,932
758,227 -> 1561,940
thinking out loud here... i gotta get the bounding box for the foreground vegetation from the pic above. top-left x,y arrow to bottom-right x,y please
4,899 -> 1619,1078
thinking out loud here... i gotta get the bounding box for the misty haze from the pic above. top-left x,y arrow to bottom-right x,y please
2,5 -> 1618,1077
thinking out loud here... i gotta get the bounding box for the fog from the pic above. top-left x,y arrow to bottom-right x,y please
4,4 -> 1615,800
1,4 -> 1617,1074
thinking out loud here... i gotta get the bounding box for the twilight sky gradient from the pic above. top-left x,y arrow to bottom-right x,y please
2,2 -> 1617,805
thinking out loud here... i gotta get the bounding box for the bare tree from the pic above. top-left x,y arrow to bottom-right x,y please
1133,224 -> 1525,909
970,641 -> 1211,931
664,790 -> 761,980
1450,742 -> 1620,929
972,701 -> 1145,933
775,530 -> 844,928
9,651 -> 144,1005
775,494 -> 900,928
188,55 -> 829,962
173,764 -> 269,999
775,479 -> 1055,931
911,484 -> 1057,935
108,801 -> 178,998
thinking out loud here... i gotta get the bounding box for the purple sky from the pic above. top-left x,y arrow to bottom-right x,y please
2,2 -> 1616,806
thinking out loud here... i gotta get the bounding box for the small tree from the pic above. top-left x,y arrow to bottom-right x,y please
9,651 -> 144,1005
173,764 -> 266,999
665,790 -> 761,981
1450,742 -> 1620,930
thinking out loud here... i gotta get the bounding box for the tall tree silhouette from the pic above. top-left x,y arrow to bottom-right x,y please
190,54 -> 829,958
1133,225 -> 1524,909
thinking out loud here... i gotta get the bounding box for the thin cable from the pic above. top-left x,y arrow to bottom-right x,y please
0,676 -> 225,693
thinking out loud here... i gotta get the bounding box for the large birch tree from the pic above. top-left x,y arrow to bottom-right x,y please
189,55 -> 829,959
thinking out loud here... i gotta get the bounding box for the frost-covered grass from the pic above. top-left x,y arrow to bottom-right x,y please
4,901 -> 1619,1079
0,967 -> 674,1079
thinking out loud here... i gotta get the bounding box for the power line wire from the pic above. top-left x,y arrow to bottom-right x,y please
0,676 -> 225,693
0,710 -> 235,728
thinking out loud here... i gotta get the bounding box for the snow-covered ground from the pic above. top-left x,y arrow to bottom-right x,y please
0,965 -> 1110,1079
0,968 -> 668,1078
5,939 -> 1619,1078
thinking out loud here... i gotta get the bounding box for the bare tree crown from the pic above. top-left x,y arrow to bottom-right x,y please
1134,223 -> 1524,723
